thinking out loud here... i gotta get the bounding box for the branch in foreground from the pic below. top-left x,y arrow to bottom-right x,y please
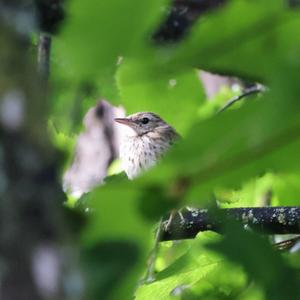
161,206 -> 300,241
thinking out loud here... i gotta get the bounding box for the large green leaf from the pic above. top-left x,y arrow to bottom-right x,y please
56,0 -> 169,81
49,1 -> 300,299
207,221 -> 300,300
168,0 -> 300,81
135,232 -> 247,300
117,60 -> 205,134
50,0 -> 171,132
136,76 -> 300,201
135,233 -> 220,300
80,182 -> 155,300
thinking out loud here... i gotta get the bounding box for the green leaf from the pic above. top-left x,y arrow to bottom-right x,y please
136,232 -> 250,299
80,182 -> 155,300
135,232 -> 222,300
81,240 -> 141,300
215,173 -> 275,207
81,182 -> 151,244
272,172 -> 300,206
117,60 -> 205,134
48,0 -> 300,298
137,82 -> 300,202
56,0 -> 169,81
207,221 -> 300,300
169,0 -> 297,81
50,0 -> 172,132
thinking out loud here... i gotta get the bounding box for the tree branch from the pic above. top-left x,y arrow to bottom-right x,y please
154,0 -> 227,42
0,2 -> 75,299
161,207 -> 300,241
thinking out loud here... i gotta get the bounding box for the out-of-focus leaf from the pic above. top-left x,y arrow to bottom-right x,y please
135,232 -> 220,300
80,182 -> 155,299
207,220 -> 300,300
82,183 -> 151,244
197,85 -> 242,120
81,240 -> 140,300
137,80 -> 300,202
48,0 -> 300,299
136,232 -> 248,300
218,172 -> 300,208
169,1 -> 300,81
50,0 -> 171,132
272,172 -> 300,206
48,76 -> 100,133
117,61 -> 205,134
217,173 -> 275,207
56,0 -> 169,81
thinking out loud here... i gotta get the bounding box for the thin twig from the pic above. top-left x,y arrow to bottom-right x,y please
273,236 -> 300,251
37,32 -> 51,82
218,84 -> 266,113
144,218 -> 164,283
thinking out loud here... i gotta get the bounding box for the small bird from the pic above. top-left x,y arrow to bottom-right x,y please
115,112 -> 179,179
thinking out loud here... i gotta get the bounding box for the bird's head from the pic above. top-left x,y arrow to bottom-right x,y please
115,112 -> 170,136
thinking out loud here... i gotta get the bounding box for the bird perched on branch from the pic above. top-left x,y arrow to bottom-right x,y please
116,112 -> 180,281
115,112 -> 179,179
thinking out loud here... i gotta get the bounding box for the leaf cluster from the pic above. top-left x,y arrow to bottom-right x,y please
50,1 -> 300,299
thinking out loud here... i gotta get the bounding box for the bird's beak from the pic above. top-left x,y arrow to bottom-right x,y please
114,117 -> 133,127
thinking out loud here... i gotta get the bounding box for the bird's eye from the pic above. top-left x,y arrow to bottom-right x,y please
141,117 -> 149,124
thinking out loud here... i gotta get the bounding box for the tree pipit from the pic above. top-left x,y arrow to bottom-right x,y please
115,112 -> 179,179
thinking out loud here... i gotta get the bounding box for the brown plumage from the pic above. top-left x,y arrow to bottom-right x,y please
115,112 -> 179,179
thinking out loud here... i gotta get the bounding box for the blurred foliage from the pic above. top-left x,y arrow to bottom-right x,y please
48,0 -> 300,299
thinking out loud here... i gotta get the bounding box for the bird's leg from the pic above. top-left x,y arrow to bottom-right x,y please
178,209 -> 186,223
164,209 -> 186,232
163,210 -> 175,231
